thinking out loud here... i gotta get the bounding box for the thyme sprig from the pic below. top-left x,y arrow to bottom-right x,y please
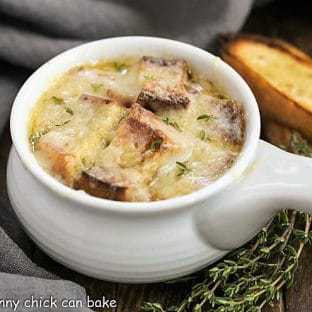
142,132 -> 312,312
29,120 -> 72,152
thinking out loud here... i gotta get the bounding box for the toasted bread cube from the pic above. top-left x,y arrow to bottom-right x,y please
74,167 -> 128,201
210,97 -> 245,145
74,166 -> 151,202
137,56 -> 190,111
34,94 -> 126,186
118,103 -> 174,152
88,104 -> 191,201
109,103 -> 186,166
37,141 -> 78,185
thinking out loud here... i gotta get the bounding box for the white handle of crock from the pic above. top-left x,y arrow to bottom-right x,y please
194,139 -> 312,250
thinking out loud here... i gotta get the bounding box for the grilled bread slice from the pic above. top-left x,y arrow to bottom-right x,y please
220,34 -> 312,140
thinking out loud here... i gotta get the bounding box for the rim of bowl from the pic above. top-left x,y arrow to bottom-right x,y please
10,36 -> 260,214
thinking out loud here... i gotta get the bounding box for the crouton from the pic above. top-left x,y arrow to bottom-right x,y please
37,141 -> 78,185
74,166 -> 151,202
211,97 -> 245,145
137,56 -> 190,111
73,167 -> 128,201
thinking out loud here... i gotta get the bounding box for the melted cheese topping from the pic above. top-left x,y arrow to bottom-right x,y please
29,57 -> 245,202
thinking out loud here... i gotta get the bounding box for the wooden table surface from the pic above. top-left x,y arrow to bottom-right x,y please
1,0 -> 312,311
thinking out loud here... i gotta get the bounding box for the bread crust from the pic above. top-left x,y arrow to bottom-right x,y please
220,34 -> 312,140
74,167 -> 128,201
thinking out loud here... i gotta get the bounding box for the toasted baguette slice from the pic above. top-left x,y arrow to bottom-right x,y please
220,34 -> 312,140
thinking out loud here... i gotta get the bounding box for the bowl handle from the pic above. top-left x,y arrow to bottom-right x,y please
194,139 -> 312,250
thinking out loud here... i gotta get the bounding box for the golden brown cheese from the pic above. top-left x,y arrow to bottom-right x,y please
29,56 -> 245,202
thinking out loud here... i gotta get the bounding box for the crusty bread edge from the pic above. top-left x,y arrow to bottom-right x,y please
220,34 -> 312,140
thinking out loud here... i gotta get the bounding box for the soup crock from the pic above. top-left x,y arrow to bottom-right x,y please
8,37 -> 312,283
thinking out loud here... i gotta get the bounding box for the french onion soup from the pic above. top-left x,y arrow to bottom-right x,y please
28,56 -> 245,202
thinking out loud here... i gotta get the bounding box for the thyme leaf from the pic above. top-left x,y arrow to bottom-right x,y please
51,96 -> 64,105
91,83 -> 103,92
149,138 -> 163,151
113,62 -> 127,74
55,120 -> 70,127
197,114 -> 215,121
65,107 -> 74,115
29,120 -> 71,152
144,74 -> 155,81
29,129 -> 49,152
176,161 -> 191,176
198,129 -> 211,142
163,117 -> 181,131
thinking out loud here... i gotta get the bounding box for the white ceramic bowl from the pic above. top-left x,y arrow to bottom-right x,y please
8,37 -> 312,283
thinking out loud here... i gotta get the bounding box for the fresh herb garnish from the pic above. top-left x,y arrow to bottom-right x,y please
149,138 -> 163,151
143,74 -> 155,81
65,107 -> 74,115
81,157 -> 87,166
51,96 -> 64,105
113,62 -> 127,74
29,129 -> 48,152
163,117 -> 181,131
176,161 -> 191,176
198,129 -> 211,142
197,114 -> 215,121
55,120 -> 70,127
217,94 -> 229,100
29,118 -> 71,152
91,83 -> 103,92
